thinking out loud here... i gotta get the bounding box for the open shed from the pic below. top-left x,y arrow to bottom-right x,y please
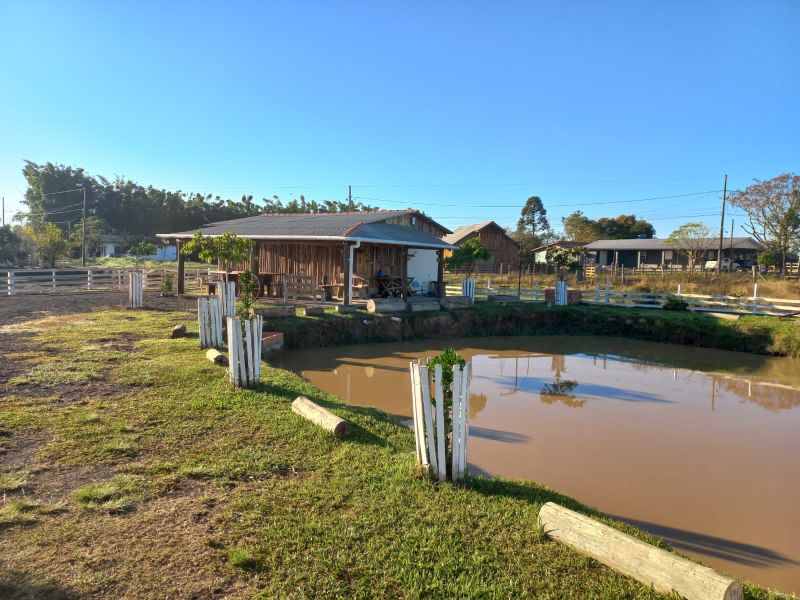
157,210 -> 455,304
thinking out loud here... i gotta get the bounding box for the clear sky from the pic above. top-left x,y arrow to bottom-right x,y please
1,0 -> 798,237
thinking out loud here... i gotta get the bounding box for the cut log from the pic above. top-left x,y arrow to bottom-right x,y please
440,296 -> 472,310
298,306 -> 325,316
251,306 -> 296,318
170,324 -> 187,338
366,298 -> 406,313
291,396 -> 352,439
538,502 -> 743,600
408,300 -> 440,312
205,348 -> 229,366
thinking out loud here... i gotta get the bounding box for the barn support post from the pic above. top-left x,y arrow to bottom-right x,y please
343,242 -> 353,305
176,240 -> 185,295
436,249 -> 445,298
401,246 -> 409,300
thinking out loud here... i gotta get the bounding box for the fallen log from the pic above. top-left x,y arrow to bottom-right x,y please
171,324 -> 187,338
366,298 -> 406,313
538,502 -> 742,600
291,396 -> 352,439
205,348 -> 228,366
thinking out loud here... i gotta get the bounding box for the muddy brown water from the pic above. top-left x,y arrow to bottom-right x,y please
273,335 -> 800,594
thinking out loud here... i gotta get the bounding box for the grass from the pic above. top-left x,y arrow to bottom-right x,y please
0,308 -> 789,598
0,470 -> 30,492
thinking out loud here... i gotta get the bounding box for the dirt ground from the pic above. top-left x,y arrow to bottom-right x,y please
0,292 -> 198,325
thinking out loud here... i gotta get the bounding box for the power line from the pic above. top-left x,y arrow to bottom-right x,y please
353,189 -> 722,209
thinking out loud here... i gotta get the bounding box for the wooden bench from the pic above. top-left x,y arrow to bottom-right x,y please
283,274 -> 319,302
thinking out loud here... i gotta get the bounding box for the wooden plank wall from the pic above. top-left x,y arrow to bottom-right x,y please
384,215 -> 449,238
257,242 -> 405,285
445,224 -> 519,269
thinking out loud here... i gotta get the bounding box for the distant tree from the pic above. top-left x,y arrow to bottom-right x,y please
444,237 -> 491,277
728,173 -> 800,273
27,222 -> 68,267
594,214 -> 654,239
0,226 -> 22,264
666,222 -> 711,270
561,210 -> 600,242
517,196 -> 550,238
68,216 -> 110,258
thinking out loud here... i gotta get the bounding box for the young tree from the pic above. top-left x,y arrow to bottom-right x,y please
666,222 -> 712,271
128,240 -> 158,270
444,237 -> 491,277
728,173 -> 800,273
546,246 -> 585,281
27,223 -> 68,267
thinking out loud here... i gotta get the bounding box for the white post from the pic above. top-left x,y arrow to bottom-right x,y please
752,283 -> 759,314
7,270 -> 14,296
419,364 -> 438,477
555,280 -> 568,306
198,297 -> 223,348
451,364 -> 462,480
433,364 -> 446,482
409,361 -> 425,465
87,269 -> 93,290
218,282 -> 236,318
128,272 -> 143,308
52,269 -> 56,291
461,278 -> 476,301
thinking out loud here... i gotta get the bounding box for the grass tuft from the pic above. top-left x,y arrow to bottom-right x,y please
228,547 -> 259,570
0,470 -> 30,492
73,476 -> 140,512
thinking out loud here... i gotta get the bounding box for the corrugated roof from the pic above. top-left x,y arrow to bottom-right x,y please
443,221 -> 513,245
156,210 -> 455,249
583,237 -> 763,251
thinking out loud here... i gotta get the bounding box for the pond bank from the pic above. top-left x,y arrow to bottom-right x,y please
265,303 -> 800,357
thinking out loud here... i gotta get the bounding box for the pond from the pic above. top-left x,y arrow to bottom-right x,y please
272,336 -> 800,594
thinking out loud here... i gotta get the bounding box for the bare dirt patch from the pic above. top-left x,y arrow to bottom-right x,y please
0,480 -> 249,599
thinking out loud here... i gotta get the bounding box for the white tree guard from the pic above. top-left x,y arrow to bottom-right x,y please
197,297 -> 223,349
555,280 -> 568,306
226,316 -> 262,388
128,272 -> 143,308
218,282 -> 237,318
461,278 -> 476,300
409,360 -> 471,481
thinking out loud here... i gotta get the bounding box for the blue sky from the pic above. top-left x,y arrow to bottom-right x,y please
1,0 -> 798,237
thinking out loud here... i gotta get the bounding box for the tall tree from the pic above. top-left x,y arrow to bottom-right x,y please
594,214 -> 654,239
666,222 -> 711,270
0,226 -> 22,264
728,173 -> 800,272
517,196 -> 550,238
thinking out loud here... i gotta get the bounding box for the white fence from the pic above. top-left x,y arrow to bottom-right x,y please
445,284 -> 546,302
581,287 -> 800,317
0,267 -> 210,296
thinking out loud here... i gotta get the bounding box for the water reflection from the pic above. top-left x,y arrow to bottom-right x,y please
273,336 -> 800,593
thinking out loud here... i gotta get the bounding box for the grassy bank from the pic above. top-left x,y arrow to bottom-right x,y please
0,309 -> 783,598
257,301 -> 800,357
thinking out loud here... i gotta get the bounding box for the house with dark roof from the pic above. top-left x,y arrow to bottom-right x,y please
442,221 -> 519,270
584,237 -> 763,269
158,210 -> 454,303
530,240 -> 586,264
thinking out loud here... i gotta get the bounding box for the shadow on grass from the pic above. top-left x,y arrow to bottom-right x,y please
0,571 -> 78,600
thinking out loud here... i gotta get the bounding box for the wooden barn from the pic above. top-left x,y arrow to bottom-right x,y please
158,210 -> 455,304
442,221 -> 519,270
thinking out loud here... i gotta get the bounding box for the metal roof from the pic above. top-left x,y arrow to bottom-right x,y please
583,237 -> 763,251
157,210 -> 456,249
442,220 -> 515,245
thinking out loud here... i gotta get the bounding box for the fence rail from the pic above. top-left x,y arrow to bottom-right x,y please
445,284 -> 546,302
1,267 -> 210,296
581,289 -> 800,317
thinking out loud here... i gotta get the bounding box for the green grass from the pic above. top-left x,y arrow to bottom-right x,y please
0,470 -> 30,492
0,308 -> 787,598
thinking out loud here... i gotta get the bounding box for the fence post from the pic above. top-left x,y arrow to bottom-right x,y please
605,279 -> 610,304
7,270 -> 14,296
87,269 -> 93,290
52,269 -> 56,291
752,283 -> 759,314
129,272 -> 143,308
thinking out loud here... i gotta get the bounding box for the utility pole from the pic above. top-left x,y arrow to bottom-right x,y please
81,186 -> 87,267
348,185 -> 352,207
716,174 -> 727,274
